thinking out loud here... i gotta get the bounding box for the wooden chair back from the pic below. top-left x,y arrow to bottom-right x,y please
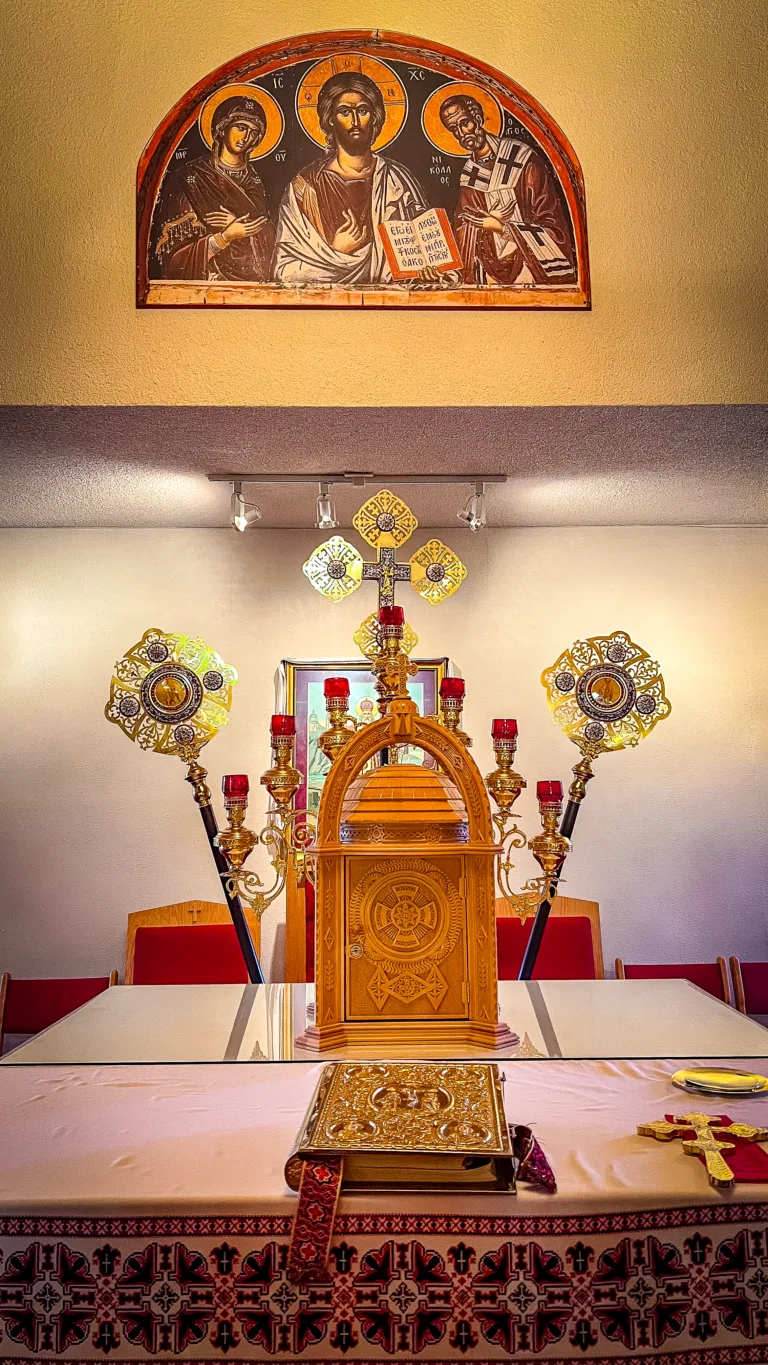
0,971 -> 118,1054
495,895 -> 604,979
125,900 -> 261,984
729,958 -> 768,1015
615,956 -> 731,1005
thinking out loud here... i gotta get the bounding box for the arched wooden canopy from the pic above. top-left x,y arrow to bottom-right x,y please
317,703 -> 494,846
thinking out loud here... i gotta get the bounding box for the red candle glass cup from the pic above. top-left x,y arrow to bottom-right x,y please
324,677 -> 350,700
222,773 -> 249,798
379,605 -> 404,627
536,780 -> 563,804
440,677 -> 466,700
270,714 -> 296,738
492,719 -> 518,740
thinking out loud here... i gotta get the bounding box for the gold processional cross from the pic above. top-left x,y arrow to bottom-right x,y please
301,489 -> 468,653
638,1113 -> 768,1188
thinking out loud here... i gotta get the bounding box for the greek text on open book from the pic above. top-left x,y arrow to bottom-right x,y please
378,209 -> 462,280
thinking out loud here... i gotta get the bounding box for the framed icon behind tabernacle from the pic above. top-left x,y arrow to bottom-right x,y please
275,657 -> 452,816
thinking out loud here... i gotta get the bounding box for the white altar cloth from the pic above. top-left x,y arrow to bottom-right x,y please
1,1058 -> 767,1216
3,1060 -> 768,1361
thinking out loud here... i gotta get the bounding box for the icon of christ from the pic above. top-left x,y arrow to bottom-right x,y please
273,72 -> 431,287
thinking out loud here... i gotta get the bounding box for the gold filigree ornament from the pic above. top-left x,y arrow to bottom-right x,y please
105,627 -> 237,755
302,536 -> 364,601
301,535 -> 365,600
352,489 -> 418,549
352,611 -> 419,660
542,630 -> 671,759
410,539 -> 467,605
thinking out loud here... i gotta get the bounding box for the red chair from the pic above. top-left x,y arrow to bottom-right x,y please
130,925 -> 249,985
615,957 -> 731,1004
496,915 -> 600,980
729,958 -> 768,1015
125,902 -> 260,984
0,971 -> 118,1054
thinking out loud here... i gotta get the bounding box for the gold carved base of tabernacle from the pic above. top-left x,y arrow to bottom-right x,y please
298,1019 -> 519,1055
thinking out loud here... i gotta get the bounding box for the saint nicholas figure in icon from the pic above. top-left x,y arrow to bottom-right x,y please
439,94 -> 577,287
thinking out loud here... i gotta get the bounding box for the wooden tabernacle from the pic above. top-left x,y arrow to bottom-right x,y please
301,695 -> 515,1052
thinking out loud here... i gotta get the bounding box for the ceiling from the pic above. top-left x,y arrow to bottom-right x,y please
0,404 -> 765,528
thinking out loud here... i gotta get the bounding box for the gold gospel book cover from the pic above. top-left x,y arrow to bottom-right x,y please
286,1061 -> 516,1192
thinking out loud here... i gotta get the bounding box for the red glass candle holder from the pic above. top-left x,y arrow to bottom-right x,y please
440,677 -> 466,700
536,780 -> 563,803
492,719 -> 518,740
222,773 -> 249,798
324,677 -> 350,700
379,605 -> 404,627
270,714 -> 296,738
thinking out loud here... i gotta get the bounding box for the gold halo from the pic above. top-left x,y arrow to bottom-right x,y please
422,81 -> 503,157
199,83 -> 283,160
296,54 -> 407,152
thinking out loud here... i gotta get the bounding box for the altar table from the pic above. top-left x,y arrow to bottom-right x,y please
2,1056 -> 768,1362
4,979 -> 768,1065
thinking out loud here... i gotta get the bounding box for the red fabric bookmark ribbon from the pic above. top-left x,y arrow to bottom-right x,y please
664,1114 -> 768,1181
286,1155 -> 343,1283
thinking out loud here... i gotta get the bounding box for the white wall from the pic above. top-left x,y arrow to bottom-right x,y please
0,526 -> 765,980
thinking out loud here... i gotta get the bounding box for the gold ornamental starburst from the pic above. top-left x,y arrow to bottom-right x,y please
352,489 -> 418,549
410,539 -> 467,605
353,611 -> 419,659
542,630 -> 671,757
302,536 -> 364,601
105,627 -> 237,755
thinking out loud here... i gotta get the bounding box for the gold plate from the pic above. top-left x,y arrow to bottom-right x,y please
672,1067 -> 768,1095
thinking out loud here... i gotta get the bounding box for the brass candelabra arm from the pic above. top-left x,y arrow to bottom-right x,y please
493,816 -> 554,920
496,875 -> 554,922
225,806 -> 319,916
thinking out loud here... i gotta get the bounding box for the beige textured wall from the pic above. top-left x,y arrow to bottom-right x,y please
1,0 -> 766,406
0,526 -> 765,981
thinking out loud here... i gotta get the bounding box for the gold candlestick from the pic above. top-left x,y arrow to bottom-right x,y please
485,720 -> 526,818
439,679 -> 472,748
261,718 -> 302,811
529,782 -> 570,891
318,680 -> 357,765
215,775 -> 257,872
372,607 -> 417,716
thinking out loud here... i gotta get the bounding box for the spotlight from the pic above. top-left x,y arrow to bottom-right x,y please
316,481 -> 338,530
457,482 -> 487,532
230,482 -> 261,533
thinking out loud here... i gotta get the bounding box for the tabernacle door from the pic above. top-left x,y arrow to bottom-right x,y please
344,853 -> 469,1021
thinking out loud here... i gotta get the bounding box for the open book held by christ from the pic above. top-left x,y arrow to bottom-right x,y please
378,208 -> 462,280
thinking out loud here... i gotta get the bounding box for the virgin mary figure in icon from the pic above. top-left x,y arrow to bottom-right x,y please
154,92 -> 276,282
273,70 -> 429,287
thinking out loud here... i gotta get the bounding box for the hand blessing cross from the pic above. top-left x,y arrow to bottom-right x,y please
638,1112 -> 768,1189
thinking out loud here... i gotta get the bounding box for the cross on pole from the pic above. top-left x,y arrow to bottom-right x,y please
638,1113 -> 768,1189
361,545 -> 411,611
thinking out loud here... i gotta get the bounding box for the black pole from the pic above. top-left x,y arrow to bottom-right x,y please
196,803 -> 264,984
517,797 -> 583,981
